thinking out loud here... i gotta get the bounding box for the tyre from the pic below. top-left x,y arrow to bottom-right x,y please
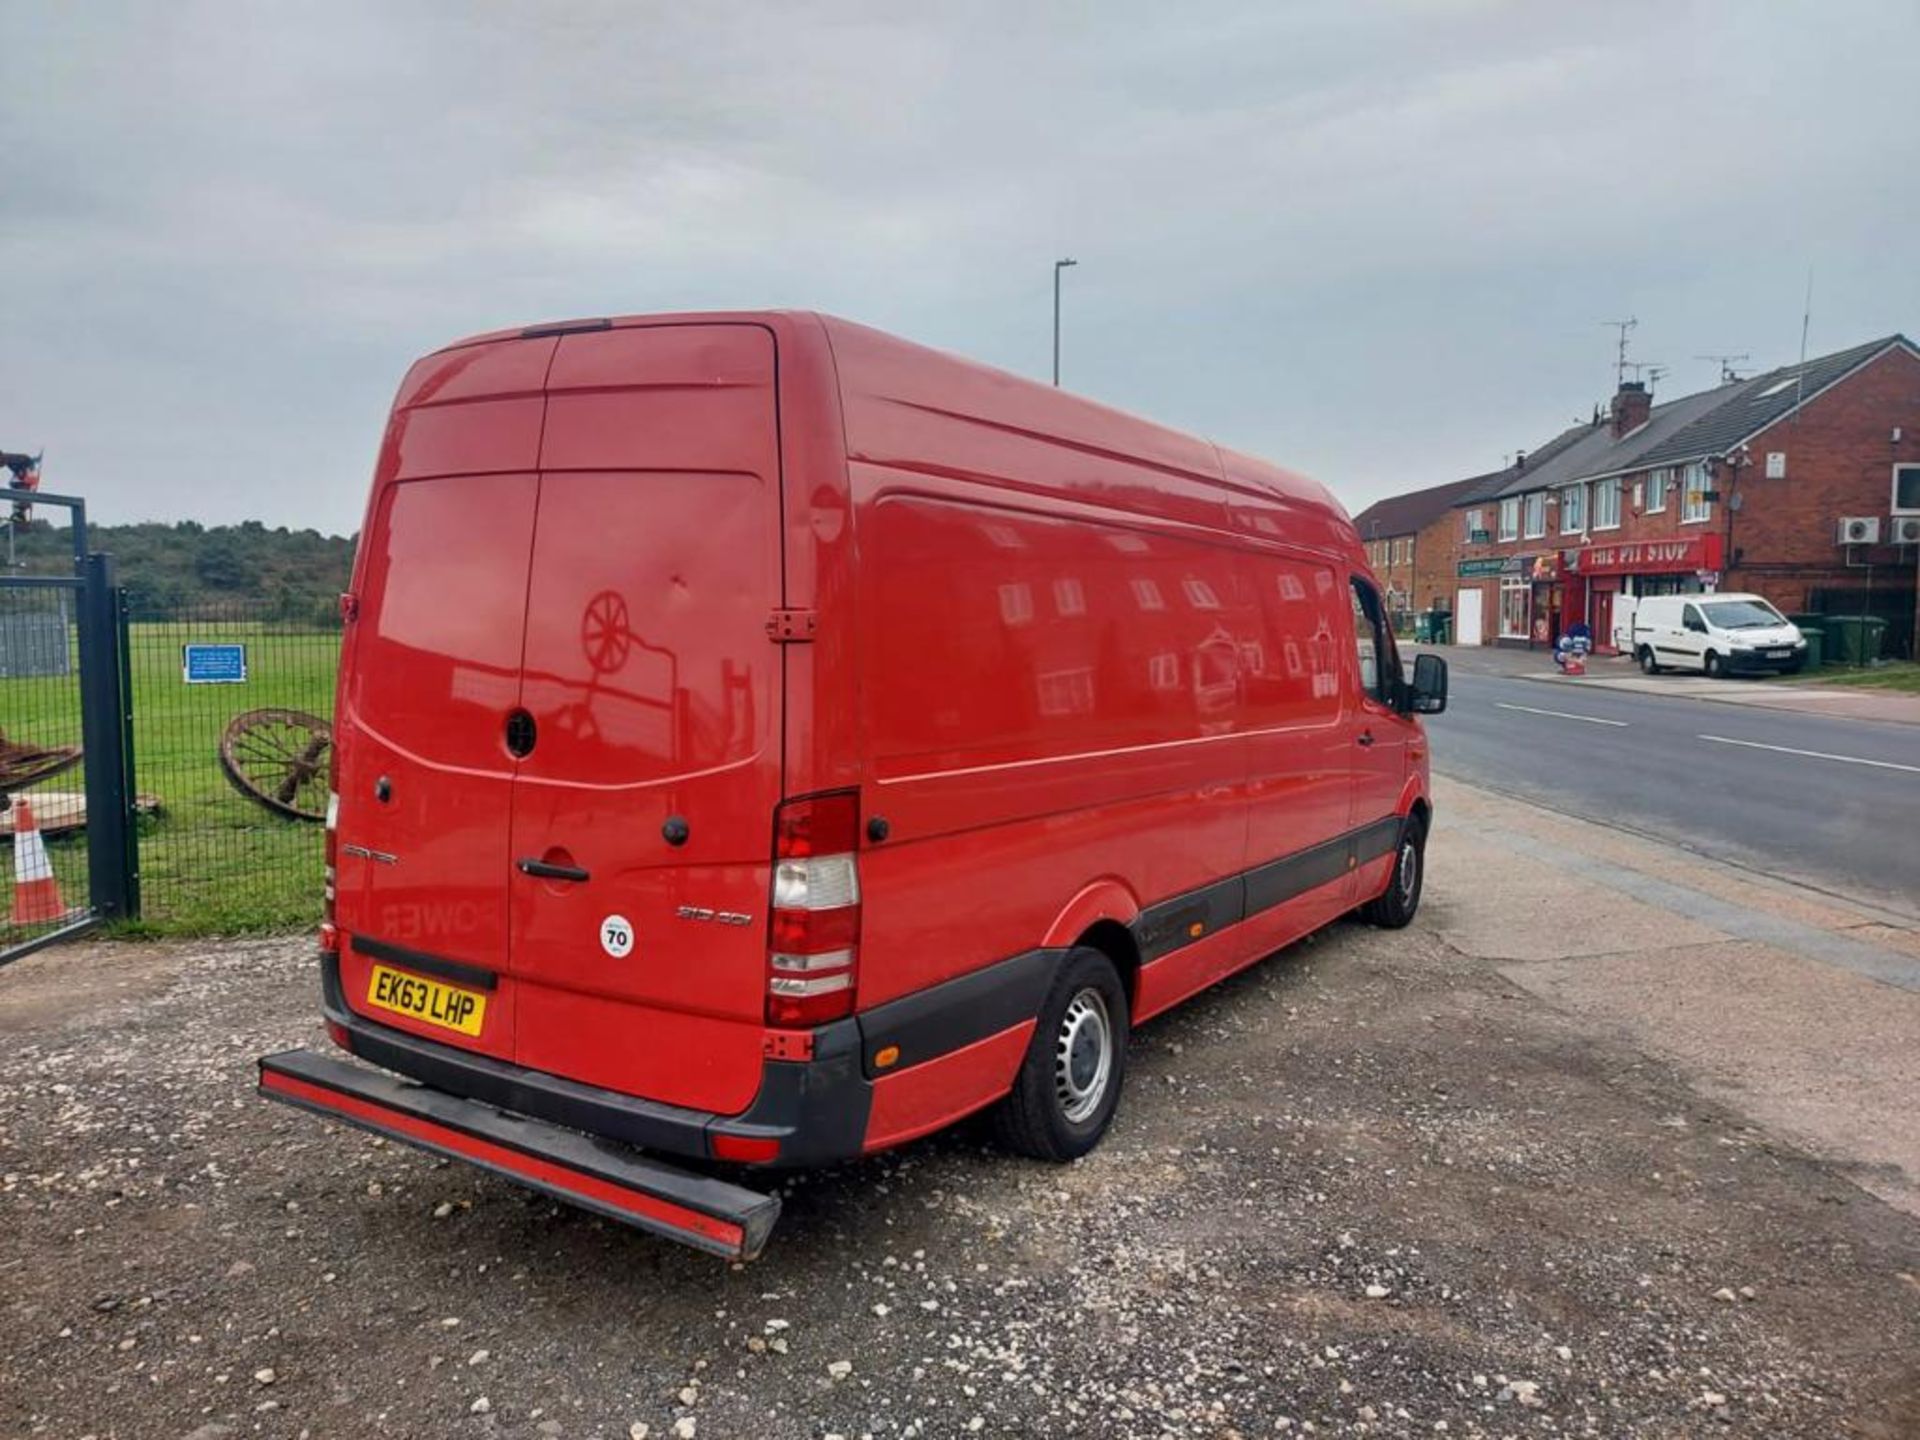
1359,813 -> 1426,929
990,948 -> 1129,1162
1703,650 -> 1724,678
1638,646 -> 1661,675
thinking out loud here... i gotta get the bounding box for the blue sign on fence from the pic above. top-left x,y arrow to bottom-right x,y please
182,642 -> 248,685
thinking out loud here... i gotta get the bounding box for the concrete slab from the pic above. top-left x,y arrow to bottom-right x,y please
1525,670 -> 1920,726
1428,773 -> 1920,1214
1426,828 -> 1727,962
1507,938 -> 1920,1216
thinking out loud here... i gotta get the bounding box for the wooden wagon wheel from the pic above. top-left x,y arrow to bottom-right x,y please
220,708 -> 332,821
0,731 -> 84,794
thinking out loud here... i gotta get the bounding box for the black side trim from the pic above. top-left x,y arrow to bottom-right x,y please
259,1049 -> 779,1259
1244,830 -> 1353,915
855,948 -> 1064,1079
1139,813 -> 1413,959
519,317 -> 613,337
349,934 -> 499,992
1136,874 -> 1245,961
1352,814 -> 1403,866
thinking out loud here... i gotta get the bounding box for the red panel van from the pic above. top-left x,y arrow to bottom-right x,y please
260,312 -> 1448,1259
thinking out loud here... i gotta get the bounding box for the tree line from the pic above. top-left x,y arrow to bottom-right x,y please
7,518 -> 356,625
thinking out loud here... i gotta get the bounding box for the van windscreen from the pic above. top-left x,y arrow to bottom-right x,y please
1701,599 -> 1786,629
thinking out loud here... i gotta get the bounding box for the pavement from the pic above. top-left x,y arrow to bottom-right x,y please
1423,657 -> 1920,919
4,776 -> 1920,1438
1415,644 -> 1920,727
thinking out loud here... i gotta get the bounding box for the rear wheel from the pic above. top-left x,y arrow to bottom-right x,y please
1638,646 -> 1661,675
1359,814 -> 1426,929
990,948 -> 1129,1162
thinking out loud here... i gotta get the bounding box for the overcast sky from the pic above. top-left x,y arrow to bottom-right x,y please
5,1 -> 1917,536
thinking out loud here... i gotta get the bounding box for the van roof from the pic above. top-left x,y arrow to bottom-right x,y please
428,310 -> 1348,530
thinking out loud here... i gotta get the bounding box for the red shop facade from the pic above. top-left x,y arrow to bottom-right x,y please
1562,533 -> 1727,653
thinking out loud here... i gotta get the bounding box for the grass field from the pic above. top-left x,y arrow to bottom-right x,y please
1786,658 -> 1920,693
4,618 -> 339,937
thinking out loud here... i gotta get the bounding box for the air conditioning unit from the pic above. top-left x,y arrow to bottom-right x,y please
1836,516 -> 1881,545
1892,515 -> 1920,545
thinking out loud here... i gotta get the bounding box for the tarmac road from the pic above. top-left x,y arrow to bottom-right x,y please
1429,664 -> 1920,917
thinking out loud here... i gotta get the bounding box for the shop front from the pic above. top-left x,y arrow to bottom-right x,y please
1457,553 -> 1558,649
1564,534 -> 1725,653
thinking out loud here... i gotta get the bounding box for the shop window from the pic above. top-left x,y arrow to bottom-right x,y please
1498,497 -> 1520,541
1681,463 -> 1712,523
1561,482 -> 1587,535
1523,492 -> 1546,538
1593,477 -> 1622,530
1499,576 -> 1530,639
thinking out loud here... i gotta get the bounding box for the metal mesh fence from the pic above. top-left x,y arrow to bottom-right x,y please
0,585 -> 90,946
123,597 -> 340,933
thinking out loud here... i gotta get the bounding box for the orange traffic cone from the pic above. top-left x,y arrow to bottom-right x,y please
10,795 -> 73,924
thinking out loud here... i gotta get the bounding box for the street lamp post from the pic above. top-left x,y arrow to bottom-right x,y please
1052,258 -> 1077,387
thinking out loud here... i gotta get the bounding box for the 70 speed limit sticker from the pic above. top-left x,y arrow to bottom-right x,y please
599,914 -> 634,959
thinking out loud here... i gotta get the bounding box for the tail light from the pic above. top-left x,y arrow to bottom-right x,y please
765,790 -> 861,1027
322,788 -> 340,938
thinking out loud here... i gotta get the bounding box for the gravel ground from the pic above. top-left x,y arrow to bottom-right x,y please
3,911 -> 1919,1438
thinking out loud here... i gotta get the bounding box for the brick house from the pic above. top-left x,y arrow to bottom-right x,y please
1415,335 -> 1919,656
1349,474 -> 1488,630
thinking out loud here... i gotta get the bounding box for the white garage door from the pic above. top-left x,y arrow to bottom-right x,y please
1454,588 -> 1484,645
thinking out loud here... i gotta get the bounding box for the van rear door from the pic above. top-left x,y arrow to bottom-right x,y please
507,325 -> 784,1116
333,335 -> 556,1064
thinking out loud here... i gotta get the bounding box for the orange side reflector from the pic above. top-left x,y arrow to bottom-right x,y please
873,1044 -> 901,1070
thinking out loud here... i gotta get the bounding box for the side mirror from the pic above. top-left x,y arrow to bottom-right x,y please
1407,652 -> 1448,715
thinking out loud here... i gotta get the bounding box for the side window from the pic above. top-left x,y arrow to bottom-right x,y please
1350,578 -> 1393,703
1682,603 -> 1705,632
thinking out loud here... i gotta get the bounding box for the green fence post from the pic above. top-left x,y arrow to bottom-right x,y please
77,552 -> 137,919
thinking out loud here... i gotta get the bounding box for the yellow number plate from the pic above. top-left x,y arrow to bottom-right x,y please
366,964 -> 487,1037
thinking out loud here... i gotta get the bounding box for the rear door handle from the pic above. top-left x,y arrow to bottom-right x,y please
518,858 -> 590,882
1356,730 -> 1376,748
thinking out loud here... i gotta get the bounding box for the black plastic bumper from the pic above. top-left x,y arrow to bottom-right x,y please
319,951 -> 872,1168
1727,649 -> 1806,673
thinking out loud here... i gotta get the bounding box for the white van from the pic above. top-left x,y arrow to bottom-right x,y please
1630,592 -> 1807,677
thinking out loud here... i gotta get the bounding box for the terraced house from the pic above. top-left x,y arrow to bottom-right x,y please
1349,473 -> 1489,630
1406,335 -> 1919,656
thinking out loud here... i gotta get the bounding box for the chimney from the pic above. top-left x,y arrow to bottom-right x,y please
1610,380 -> 1651,438
1514,449 -> 1527,472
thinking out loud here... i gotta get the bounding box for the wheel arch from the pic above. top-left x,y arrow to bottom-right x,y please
1407,794 -> 1432,834
1070,919 -> 1142,1012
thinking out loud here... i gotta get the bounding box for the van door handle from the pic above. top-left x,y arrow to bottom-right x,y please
1356,730 -> 1376,748
518,858 -> 590,883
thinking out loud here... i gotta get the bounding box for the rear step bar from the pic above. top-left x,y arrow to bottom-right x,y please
258,1050 -> 780,1260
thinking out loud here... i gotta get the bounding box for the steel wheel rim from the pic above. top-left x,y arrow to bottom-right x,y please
1397,838 -> 1419,903
1054,987 -> 1112,1124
